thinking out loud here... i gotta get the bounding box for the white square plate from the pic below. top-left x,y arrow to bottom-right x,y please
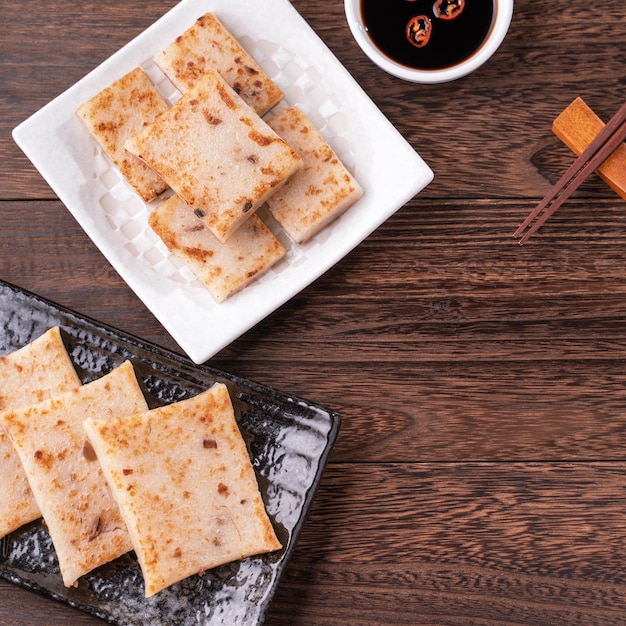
13,0 -> 433,364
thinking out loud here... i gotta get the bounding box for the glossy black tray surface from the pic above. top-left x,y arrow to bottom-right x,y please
0,280 -> 339,625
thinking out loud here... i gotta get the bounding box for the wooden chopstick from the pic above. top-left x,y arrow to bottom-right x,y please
514,100 -> 626,245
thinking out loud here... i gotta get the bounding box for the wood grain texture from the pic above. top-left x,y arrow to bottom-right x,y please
4,0 -> 626,624
265,463 -> 626,626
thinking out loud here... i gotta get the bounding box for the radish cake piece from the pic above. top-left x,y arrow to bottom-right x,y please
126,70 -> 301,243
155,12 -> 283,116
0,361 -> 148,587
149,194 -> 286,302
83,382 -> 282,597
266,106 -> 364,243
0,327 -> 82,539
76,67 -> 169,202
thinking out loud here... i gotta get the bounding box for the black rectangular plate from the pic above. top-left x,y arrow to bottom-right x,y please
0,280 -> 339,625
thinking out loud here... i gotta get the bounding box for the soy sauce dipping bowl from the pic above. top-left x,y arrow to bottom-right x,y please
344,0 -> 514,84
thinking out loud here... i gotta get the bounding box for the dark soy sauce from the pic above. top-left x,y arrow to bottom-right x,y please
360,0 -> 495,71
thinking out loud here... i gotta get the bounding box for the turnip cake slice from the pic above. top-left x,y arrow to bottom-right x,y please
0,326 -> 81,539
76,67 -> 169,202
125,70 -> 302,243
83,382 -> 282,597
149,194 -> 286,302
0,361 -> 148,587
155,12 -> 283,116
266,106 -> 364,243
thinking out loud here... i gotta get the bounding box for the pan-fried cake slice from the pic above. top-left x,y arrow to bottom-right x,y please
0,360 -> 148,587
0,326 -> 81,539
266,106 -> 364,243
149,194 -> 286,302
125,70 -> 302,243
83,382 -> 282,597
76,67 -> 169,202
154,12 -> 283,116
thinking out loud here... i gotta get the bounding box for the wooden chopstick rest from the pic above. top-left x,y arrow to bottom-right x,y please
514,98 -> 626,243
552,97 -> 626,202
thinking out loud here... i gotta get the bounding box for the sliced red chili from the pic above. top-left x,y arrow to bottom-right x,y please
433,0 -> 465,20
406,15 -> 432,48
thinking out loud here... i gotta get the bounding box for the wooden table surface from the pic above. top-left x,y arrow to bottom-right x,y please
4,0 -> 626,624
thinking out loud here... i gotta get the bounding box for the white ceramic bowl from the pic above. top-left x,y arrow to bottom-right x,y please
344,0 -> 514,84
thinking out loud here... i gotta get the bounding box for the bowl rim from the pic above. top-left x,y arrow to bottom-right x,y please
344,0 -> 514,84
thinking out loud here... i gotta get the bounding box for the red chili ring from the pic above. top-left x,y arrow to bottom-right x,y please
433,0 -> 466,21
406,15 -> 432,48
